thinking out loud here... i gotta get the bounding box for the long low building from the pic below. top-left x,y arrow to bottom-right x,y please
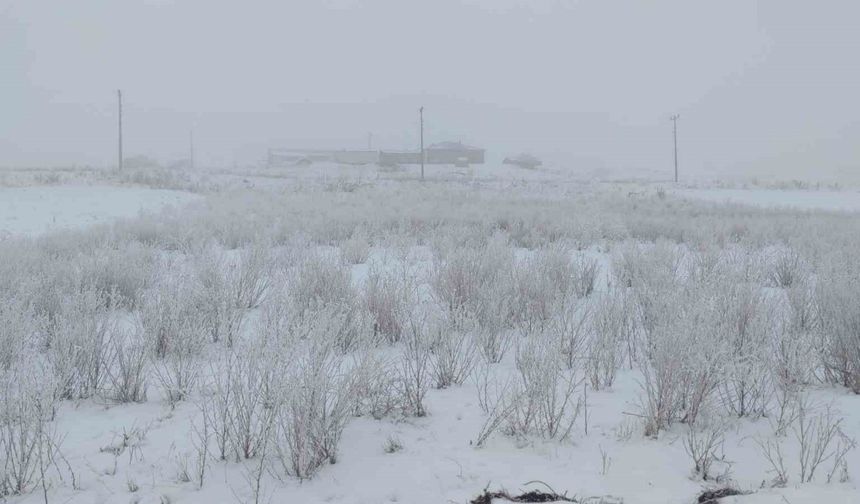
269,141 -> 485,167
379,142 -> 485,167
268,148 -> 378,167
425,141 -> 485,164
378,151 -> 420,166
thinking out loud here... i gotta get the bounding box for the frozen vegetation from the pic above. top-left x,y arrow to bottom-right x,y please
0,166 -> 858,504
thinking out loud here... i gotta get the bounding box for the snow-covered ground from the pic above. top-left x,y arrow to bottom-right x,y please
677,188 -> 860,213
2,172 -> 859,504
0,185 -> 199,237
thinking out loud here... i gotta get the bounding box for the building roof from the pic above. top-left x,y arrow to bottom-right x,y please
426,141 -> 483,152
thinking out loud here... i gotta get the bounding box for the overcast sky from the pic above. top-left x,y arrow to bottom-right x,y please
2,0 -> 858,179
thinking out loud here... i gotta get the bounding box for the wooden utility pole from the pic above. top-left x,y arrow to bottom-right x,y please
367,132 -> 373,150
117,90 -> 123,171
419,106 -> 424,180
670,114 -> 679,183
189,130 -> 195,170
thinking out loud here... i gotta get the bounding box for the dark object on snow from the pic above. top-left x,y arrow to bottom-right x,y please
471,482 -> 577,504
697,487 -> 747,504
470,489 -> 577,504
503,153 -> 542,169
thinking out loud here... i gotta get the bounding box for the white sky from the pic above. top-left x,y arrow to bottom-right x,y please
1,0 -> 858,178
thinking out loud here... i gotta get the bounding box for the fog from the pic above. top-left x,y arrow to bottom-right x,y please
2,0 -> 858,180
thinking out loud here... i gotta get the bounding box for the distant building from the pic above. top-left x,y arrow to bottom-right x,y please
331,150 -> 379,165
268,141 -> 486,168
425,141 -> 485,165
267,149 -> 325,167
379,151 -> 421,166
267,148 -> 378,167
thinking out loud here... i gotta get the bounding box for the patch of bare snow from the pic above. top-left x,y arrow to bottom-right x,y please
0,185 -> 199,237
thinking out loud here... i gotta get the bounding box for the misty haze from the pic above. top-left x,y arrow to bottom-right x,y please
1,1 -> 859,503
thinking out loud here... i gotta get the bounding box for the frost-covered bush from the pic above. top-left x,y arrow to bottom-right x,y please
153,346 -> 202,406
473,299 -> 516,365
815,273 -> 860,393
138,270 -> 204,356
288,252 -> 355,320
757,396 -> 856,485
78,242 -> 156,308
363,264 -> 415,344
226,346 -> 279,461
296,303 -> 370,354
683,419 -> 726,481
259,283 -> 294,347
151,309 -> 205,405
201,345 -> 279,462
505,335 -> 583,441
588,291 -> 630,390
551,298 -> 591,370
26,262 -> 81,340
771,288 -> 816,393
768,248 -> 806,289
341,228 -> 371,265
618,241 -> 684,345
397,318 -> 432,417
686,244 -> 726,286
573,256 -> 601,298
105,330 -> 149,403
509,245 -> 578,334
429,319 -> 477,389
0,296 -> 35,373
273,338 -> 358,480
714,282 -> 772,418
191,248 -> 247,346
0,360 -> 61,498
786,281 -> 817,335
431,235 -> 513,320
508,245 -> 600,335
45,286 -> 115,400
233,241 -> 276,309
351,353 -> 400,420
637,286 -> 724,435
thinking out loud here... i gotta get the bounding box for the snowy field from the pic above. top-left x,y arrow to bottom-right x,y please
0,185 -> 199,237
0,167 -> 858,504
678,188 -> 860,213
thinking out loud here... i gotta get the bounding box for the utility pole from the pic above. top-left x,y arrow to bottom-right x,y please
670,114 -> 679,183
117,90 -> 123,172
419,106 -> 424,180
189,130 -> 195,170
367,132 -> 373,150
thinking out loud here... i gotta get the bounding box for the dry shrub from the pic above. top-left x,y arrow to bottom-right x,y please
273,338 -> 357,479
45,286 -> 115,400
363,264 -> 415,344
429,318 -> 477,389
288,252 -> 355,319
0,359 -> 61,498
341,228 -> 371,265
637,286 -> 725,436
431,235 -> 513,319
504,335 -> 584,441
815,272 -> 860,393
